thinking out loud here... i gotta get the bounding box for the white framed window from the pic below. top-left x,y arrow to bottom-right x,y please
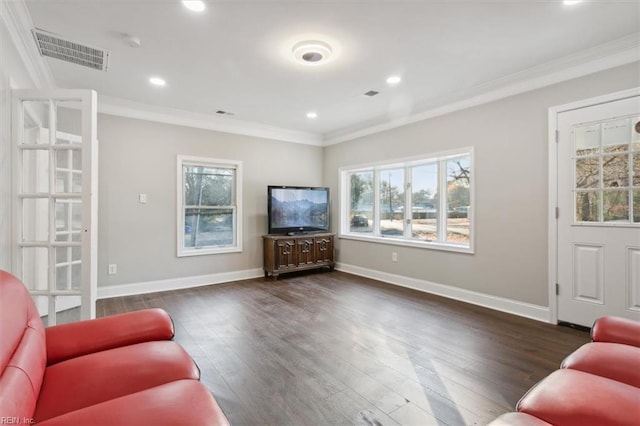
340,147 -> 474,253
177,156 -> 242,257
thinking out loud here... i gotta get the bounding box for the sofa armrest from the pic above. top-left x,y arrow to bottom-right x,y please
591,316 -> 640,347
46,308 -> 175,365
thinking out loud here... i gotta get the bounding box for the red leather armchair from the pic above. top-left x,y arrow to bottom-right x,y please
0,270 -> 229,425
490,316 -> 640,425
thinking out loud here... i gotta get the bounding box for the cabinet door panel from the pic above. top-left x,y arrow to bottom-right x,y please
276,240 -> 296,268
296,238 -> 315,266
314,237 -> 333,264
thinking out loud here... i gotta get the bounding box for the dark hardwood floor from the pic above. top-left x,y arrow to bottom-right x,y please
97,271 -> 589,426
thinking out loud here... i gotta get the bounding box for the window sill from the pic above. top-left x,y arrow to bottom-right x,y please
177,245 -> 242,257
338,233 -> 474,254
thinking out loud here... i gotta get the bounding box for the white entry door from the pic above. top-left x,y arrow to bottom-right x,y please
12,89 -> 98,325
556,92 -> 640,327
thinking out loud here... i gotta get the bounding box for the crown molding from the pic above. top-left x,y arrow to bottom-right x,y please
323,33 -> 640,145
0,0 -> 55,89
98,95 -> 323,146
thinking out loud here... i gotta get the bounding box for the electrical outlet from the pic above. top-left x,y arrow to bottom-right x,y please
108,264 -> 117,275
139,193 -> 147,204
392,252 -> 398,262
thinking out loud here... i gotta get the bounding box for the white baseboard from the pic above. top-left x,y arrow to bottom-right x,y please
336,262 -> 551,323
97,268 -> 264,299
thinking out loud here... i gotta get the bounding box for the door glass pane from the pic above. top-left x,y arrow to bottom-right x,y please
447,156 -> 471,245
22,198 -> 49,242
575,124 -> 600,156
411,163 -> 438,241
55,295 -> 82,325
33,295 -> 50,326
602,154 -> 629,188
22,150 -> 49,193
575,157 -> 599,189
22,247 -> 48,290
379,169 -> 404,236
603,190 -> 629,223
634,190 -> 640,223
576,191 -> 599,222
55,246 -> 82,291
22,101 -> 50,145
349,171 -> 373,233
55,102 -> 82,145
633,153 -> 640,187
55,149 -> 82,193
602,118 -> 629,153
55,199 -> 82,241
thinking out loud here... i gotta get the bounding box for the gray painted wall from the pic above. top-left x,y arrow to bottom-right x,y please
323,63 -> 640,307
97,114 -> 323,287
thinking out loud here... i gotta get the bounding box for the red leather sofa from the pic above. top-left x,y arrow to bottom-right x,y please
0,270 -> 229,425
490,316 -> 640,425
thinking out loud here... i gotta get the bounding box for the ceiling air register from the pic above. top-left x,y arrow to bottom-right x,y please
32,28 -> 110,71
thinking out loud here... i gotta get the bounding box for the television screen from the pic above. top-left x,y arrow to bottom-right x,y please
268,186 -> 329,234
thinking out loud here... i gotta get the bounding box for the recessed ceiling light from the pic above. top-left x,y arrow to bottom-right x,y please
306,112 -> 318,119
563,0 -> 583,5
293,40 -> 333,65
149,77 -> 166,87
182,1 -> 205,12
386,75 -> 402,85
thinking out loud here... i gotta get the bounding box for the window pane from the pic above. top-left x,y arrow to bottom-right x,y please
184,166 -> 233,207
575,124 -> 600,156
602,154 -> 629,188
379,169 -> 404,236
603,190 -> 629,223
575,157 -> 599,189
411,163 -> 438,241
184,208 -> 234,248
602,118 -> 629,153
634,153 -> 640,187
576,191 -> 599,222
634,190 -> 640,223
349,171 -> 373,233
446,156 -> 471,245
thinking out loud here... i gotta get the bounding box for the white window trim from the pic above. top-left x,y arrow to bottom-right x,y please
339,147 -> 474,254
176,155 -> 243,257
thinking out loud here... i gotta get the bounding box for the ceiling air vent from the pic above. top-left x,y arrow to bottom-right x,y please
32,28 -> 110,71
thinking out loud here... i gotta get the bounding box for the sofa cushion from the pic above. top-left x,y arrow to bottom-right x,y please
36,379 -> 230,426
517,369 -> 640,426
34,340 -> 200,422
0,271 -> 46,420
591,316 -> 640,347
561,341 -> 640,388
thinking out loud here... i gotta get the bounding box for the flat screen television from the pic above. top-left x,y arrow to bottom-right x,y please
268,185 -> 329,235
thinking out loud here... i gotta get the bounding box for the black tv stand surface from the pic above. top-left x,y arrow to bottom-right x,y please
262,233 -> 335,279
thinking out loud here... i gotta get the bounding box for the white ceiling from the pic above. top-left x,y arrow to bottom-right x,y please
22,0 -> 640,144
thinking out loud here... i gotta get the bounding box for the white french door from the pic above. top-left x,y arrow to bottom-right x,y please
554,91 -> 640,327
12,89 -> 98,325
